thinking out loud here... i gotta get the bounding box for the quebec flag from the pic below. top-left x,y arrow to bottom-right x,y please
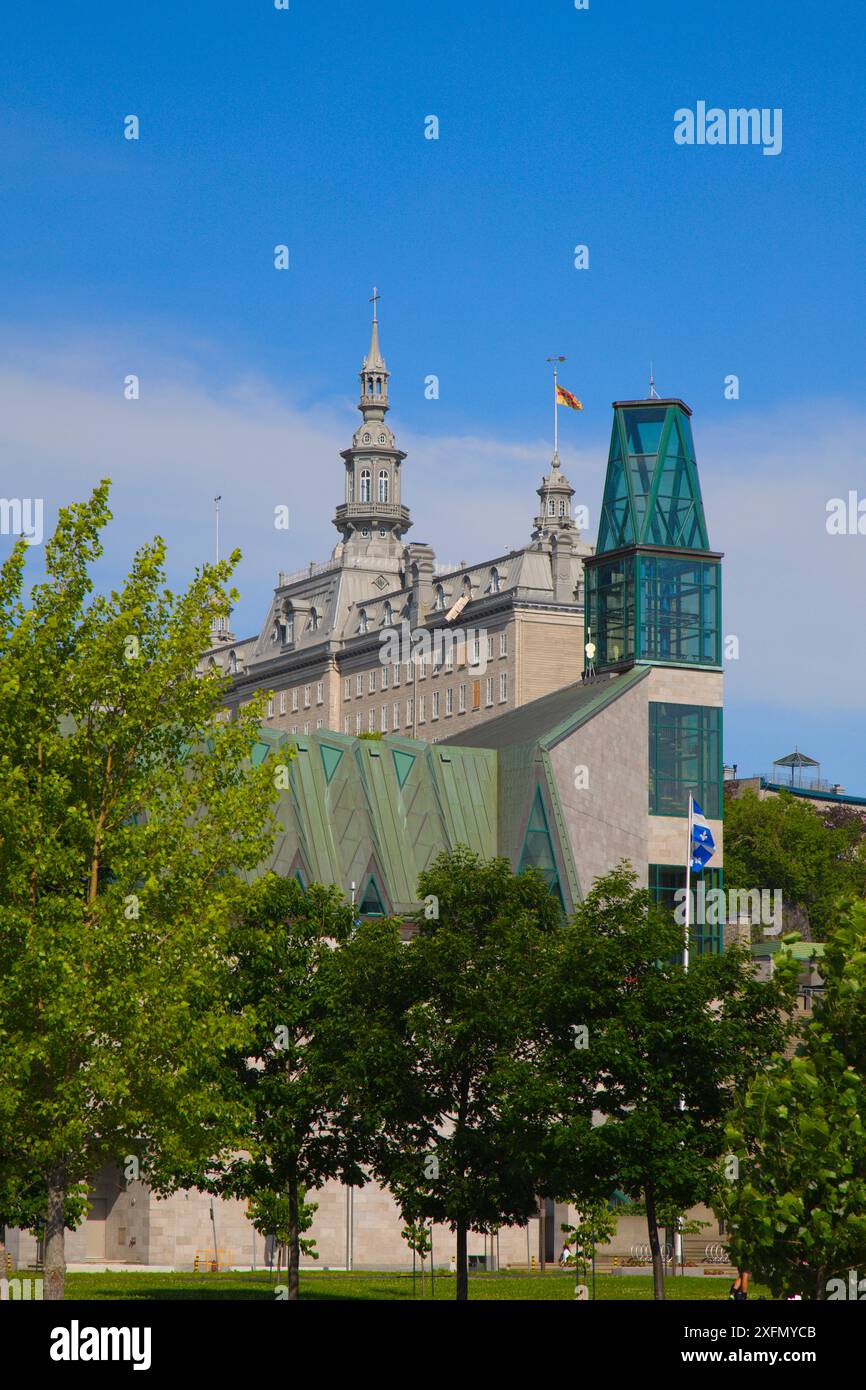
690,798 -> 716,872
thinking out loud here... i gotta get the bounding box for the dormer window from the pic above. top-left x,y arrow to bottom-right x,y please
490,567 -> 500,594
359,608 -> 368,635
285,608 -> 294,644
463,575 -> 472,597
435,584 -> 446,611
229,651 -> 237,675
309,608 -> 319,633
384,601 -> 393,625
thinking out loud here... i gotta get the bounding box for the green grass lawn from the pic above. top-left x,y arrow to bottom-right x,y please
58,1269 -> 767,1301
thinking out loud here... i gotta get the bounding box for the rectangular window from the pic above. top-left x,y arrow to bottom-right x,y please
444,648 -> 454,673
393,701 -> 399,730
499,672 -> 508,702
500,631 -> 508,657
356,674 -> 363,697
369,669 -> 376,693
344,677 -> 351,701
381,665 -> 388,690
356,712 -> 363,735
432,690 -> 440,719
303,685 -> 311,708
292,689 -> 299,712
406,698 -> 413,727
585,556 -> 636,668
381,704 -> 388,733
419,658 -> 427,680
393,662 -> 400,688
405,661 -> 413,686
649,863 -> 724,957
445,688 -> 453,715
344,715 -> 350,734
639,556 -> 721,666
279,690 -> 287,715
487,635 -> 494,662
316,681 -> 323,705
368,708 -> 376,733
303,722 -> 310,735
316,718 -> 323,730
267,696 -> 274,718
458,683 -> 467,713
419,695 -> 426,723
292,725 -> 298,735
485,676 -> 493,706
648,702 -> 722,818
471,636 -> 481,667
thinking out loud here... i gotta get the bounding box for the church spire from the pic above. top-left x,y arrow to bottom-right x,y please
334,292 -> 409,559
359,287 -> 389,419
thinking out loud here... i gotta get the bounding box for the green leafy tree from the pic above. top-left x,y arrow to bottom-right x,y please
0,483 -> 283,1298
560,1200 -> 617,1297
366,847 -> 563,1302
247,1189 -> 319,1277
211,874 -> 365,1301
722,910 -> 866,1299
724,788 -> 866,940
541,866 -> 799,1299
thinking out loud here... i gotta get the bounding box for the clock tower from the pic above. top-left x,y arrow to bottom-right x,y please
332,290 -> 411,563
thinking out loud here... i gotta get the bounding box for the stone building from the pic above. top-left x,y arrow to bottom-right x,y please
8,335 -> 731,1274
201,299 -> 594,740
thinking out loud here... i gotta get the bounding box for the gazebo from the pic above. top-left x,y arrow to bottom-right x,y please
772,749 -> 821,789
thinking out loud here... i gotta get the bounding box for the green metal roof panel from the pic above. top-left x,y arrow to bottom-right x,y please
441,667 -> 649,754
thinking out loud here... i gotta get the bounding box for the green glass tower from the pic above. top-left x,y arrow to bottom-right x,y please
584,398 -> 723,672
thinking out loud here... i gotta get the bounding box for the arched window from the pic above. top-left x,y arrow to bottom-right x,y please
548,498 -> 555,516
347,470 -> 355,502
309,608 -> 319,633
360,469 -> 371,502
378,469 -> 389,502
359,609 -> 368,635
435,584 -> 446,611
490,567 -> 500,593
559,498 -> 567,517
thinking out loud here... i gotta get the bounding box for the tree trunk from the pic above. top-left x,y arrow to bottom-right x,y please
288,1179 -> 300,1302
456,1221 -> 468,1301
645,1188 -> 665,1301
44,1166 -> 67,1301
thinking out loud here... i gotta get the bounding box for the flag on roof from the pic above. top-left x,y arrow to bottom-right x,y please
555,384 -> 583,411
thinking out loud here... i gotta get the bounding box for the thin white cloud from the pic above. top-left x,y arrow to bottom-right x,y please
1,332 -> 863,711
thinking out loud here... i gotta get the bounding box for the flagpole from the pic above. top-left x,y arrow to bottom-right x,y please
684,792 -> 692,972
553,364 -> 559,458
674,792 -> 694,1278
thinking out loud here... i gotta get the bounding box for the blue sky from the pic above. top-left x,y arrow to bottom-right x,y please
2,0 -> 865,786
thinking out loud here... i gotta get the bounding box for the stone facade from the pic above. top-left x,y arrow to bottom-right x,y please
200,300 -> 593,741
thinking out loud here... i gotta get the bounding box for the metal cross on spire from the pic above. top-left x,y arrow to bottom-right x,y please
649,362 -> 659,399
369,286 -> 381,323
